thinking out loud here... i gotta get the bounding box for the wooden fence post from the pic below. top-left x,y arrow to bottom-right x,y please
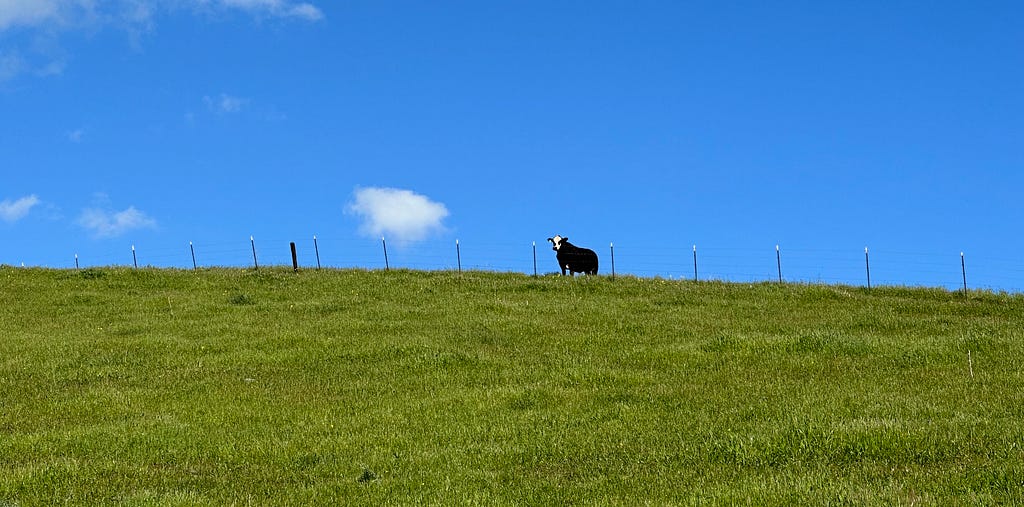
291,242 -> 298,272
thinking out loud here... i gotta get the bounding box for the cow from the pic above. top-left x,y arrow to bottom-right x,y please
546,235 -> 599,276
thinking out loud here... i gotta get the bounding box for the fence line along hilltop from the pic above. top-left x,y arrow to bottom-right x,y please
21,235 -> 1024,294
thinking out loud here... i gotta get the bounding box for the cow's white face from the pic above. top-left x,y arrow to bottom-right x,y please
548,235 -> 565,251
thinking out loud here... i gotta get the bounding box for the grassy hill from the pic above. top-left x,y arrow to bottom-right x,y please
1,266 -> 1023,505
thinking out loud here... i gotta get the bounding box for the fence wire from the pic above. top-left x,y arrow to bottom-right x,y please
42,236 -> 1024,294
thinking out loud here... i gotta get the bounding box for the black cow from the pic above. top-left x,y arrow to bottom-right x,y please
546,235 -> 599,276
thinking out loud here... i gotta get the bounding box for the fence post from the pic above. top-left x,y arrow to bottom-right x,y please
865,247 -> 871,290
132,245 -> 138,269
75,254 -> 79,271
776,244 -> 782,283
313,235 -> 321,270
382,237 -> 390,271
190,241 -> 197,271
961,251 -> 967,295
610,242 -> 615,280
290,242 -> 298,272
532,241 -> 537,277
251,236 -> 259,270
456,239 -> 462,273
693,245 -> 698,282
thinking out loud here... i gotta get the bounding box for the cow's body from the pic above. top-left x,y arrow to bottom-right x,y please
547,235 -> 599,276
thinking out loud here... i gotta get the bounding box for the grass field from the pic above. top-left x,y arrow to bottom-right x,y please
1,266 -> 1023,505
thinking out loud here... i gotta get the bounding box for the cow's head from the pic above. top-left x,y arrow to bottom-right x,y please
547,235 -> 567,251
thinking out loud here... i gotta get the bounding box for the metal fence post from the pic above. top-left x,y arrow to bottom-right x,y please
532,241 -> 537,277
776,244 -> 782,283
250,236 -> 259,270
961,251 -> 967,295
693,245 -> 698,282
313,235 -> 321,270
865,247 -> 871,290
610,242 -> 616,279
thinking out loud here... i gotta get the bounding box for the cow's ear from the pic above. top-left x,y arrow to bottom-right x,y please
563,237 -> 569,242
546,237 -> 553,243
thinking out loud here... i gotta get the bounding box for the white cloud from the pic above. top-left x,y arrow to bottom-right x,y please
67,128 -> 84,142
78,205 -> 157,238
0,50 -> 24,81
0,194 -> 40,223
0,48 -> 67,82
204,93 -> 247,114
0,1 -> 322,81
0,0 -> 62,30
217,0 -> 323,21
0,0 -> 323,31
284,3 -> 322,21
347,187 -> 450,245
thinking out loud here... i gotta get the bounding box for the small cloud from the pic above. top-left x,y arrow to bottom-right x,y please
1,1 -> 321,84
0,194 -> 40,223
216,0 -> 324,21
204,93 -> 248,114
0,1 -> 323,33
347,187 -> 450,245
0,51 -> 25,82
284,3 -> 324,21
78,205 -> 157,238
0,43 -> 66,84
0,0 -> 62,31
36,58 -> 65,77
67,128 -> 85,142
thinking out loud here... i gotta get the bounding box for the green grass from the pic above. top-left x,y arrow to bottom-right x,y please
2,266 -> 1023,505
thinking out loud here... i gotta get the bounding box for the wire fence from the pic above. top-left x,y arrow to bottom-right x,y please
43,234 -> 1024,294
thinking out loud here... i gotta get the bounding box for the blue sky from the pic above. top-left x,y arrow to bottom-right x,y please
2,1 -> 1022,291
